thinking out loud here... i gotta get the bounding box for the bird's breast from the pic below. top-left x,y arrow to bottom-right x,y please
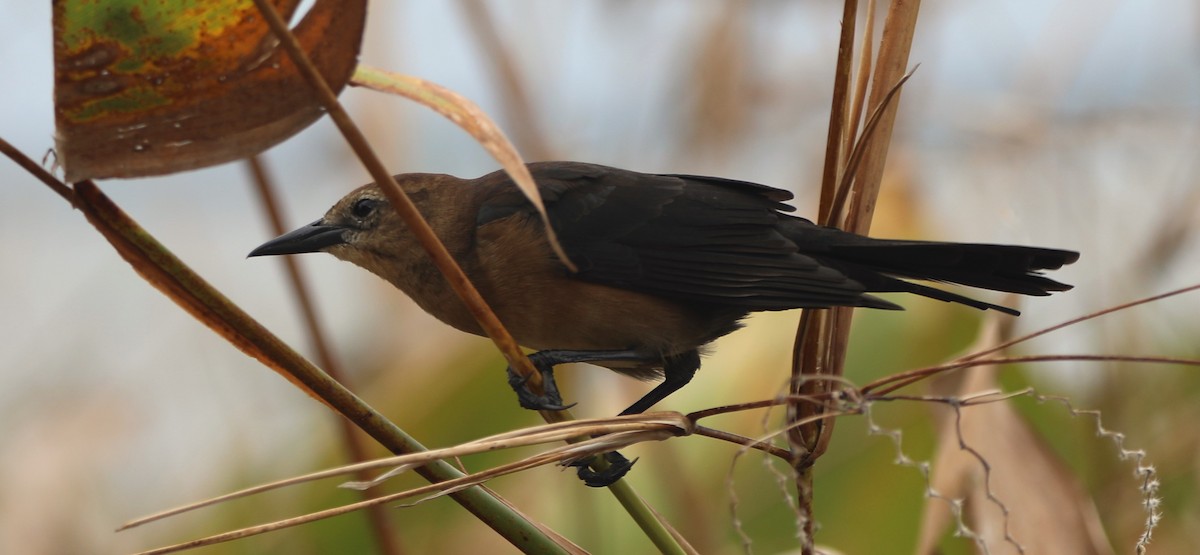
410,214 -> 740,358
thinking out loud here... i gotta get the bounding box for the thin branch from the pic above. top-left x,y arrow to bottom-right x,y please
867,354 -> 1200,398
842,0 -> 878,169
0,139 -> 72,202
693,426 -> 794,461
818,0 -> 860,222
249,0 -> 542,397
863,283 -> 1200,395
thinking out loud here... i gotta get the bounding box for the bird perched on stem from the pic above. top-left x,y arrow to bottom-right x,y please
250,161 -> 1078,485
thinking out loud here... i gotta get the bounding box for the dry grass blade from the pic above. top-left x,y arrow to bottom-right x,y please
792,0 -> 924,447
124,413 -> 688,529
344,414 -> 692,490
844,0 -> 921,236
871,354 -> 1200,403
127,415 -> 690,555
349,65 -> 575,272
825,68 -> 917,228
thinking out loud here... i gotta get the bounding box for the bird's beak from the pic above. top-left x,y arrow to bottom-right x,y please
248,220 -> 348,257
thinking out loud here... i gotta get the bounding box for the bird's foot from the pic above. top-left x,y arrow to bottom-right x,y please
505,362 -> 575,411
570,451 -> 637,487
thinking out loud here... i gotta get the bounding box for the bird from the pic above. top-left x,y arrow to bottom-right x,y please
249,161 -> 1078,485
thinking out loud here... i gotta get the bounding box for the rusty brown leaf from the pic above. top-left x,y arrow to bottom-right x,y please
53,0 -> 366,181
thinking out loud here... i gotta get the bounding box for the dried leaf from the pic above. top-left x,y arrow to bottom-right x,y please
916,320 -> 1113,555
350,66 -> 576,271
53,0 -> 366,181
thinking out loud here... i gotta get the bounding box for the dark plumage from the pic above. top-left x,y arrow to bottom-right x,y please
250,161 -> 1078,485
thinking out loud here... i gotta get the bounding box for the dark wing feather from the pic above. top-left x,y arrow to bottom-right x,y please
477,162 -> 882,310
475,162 -> 1078,315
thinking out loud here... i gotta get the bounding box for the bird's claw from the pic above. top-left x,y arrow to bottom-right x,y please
505,364 -> 575,411
570,451 -> 637,487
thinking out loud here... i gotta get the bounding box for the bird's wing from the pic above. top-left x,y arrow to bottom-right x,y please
476,162 -> 889,310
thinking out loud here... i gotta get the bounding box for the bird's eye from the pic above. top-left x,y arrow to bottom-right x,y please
351,198 -> 376,219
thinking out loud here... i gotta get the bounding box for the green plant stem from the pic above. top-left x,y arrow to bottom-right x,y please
606,480 -> 691,555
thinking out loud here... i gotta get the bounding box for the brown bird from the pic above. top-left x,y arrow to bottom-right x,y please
250,161 -> 1078,484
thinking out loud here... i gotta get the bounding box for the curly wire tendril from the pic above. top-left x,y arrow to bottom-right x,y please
1033,393 -> 1160,553
862,401 -> 998,554
723,376 -> 1159,554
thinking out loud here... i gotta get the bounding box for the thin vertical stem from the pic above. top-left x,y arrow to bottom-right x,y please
818,0 -> 860,223
792,2 -> 922,552
457,0 -> 554,160
791,3 -> 860,551
246,156 -> 404,555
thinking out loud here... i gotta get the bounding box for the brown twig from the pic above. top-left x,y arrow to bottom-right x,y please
866,354 -> 1200,399
250,2 -> 681,552
863,282 -> 1200,396
790,4 -> 923,551
693,426 -> 795,461
842,0 -> 878,169
249,0 -> 545,403
0,140 -> 72,202
818,0 -> 859,221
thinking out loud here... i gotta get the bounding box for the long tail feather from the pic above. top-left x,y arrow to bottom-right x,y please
805,235 -> 1079,314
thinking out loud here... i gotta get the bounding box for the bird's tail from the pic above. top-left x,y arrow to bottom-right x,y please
791,225 -> 1079,315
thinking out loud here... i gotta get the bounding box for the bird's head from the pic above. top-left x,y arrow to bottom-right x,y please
248,175 -> 456,287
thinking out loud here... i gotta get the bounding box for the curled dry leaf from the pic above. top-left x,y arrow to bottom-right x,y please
53,0 -> 366,181
350,65 -> 576,271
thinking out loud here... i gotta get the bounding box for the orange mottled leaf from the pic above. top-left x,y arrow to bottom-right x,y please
53,0 -> 366,181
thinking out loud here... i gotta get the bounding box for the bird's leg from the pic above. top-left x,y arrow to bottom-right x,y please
505,348 -> 690,487
573,350 -> 702,487
619,350 -> 701,415
505,349 -> 651,412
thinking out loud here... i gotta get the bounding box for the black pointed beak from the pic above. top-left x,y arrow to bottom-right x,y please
248,220 -> 348,257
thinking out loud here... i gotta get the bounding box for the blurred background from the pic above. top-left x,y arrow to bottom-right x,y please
2,1 -> 1198,553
